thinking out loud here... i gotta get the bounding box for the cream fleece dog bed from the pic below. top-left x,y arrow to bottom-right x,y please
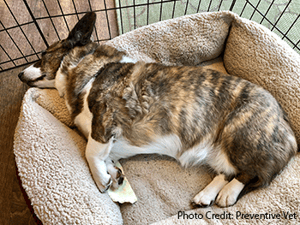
14,11 -> 300,225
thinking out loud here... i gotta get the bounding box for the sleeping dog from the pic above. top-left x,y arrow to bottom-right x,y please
18,12 -> 298,207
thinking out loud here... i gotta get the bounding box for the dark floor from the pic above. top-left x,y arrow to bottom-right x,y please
0,66 -> 39,225
0,1 -> 118,224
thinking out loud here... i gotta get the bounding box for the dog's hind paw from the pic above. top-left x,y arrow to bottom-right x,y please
192,190 -> 215,208
215,178 -> 245,207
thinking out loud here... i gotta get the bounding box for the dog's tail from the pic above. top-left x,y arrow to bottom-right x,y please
237,176 -> 268,201
238,153 -> 296,200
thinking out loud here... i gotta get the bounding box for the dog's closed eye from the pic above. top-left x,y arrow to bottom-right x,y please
34,74 -> 46,81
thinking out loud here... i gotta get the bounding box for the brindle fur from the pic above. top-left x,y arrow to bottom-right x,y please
19,12 -> 298,207
60,41 -> 297,194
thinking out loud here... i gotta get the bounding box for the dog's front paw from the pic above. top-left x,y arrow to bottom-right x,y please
191,190 -> 215,208
94,174 -> 112,193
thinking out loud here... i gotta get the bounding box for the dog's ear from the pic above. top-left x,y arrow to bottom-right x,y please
67,12 -> 96,47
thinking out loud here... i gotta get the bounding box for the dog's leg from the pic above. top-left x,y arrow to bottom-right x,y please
106,158 -> 125,190
192,174 -> 228,207
86,136 -> 114,193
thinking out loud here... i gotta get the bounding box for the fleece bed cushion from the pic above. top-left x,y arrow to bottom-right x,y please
14,11 -> 300,225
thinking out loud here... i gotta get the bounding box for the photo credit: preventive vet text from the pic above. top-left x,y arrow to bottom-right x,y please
178,210 -> 298,221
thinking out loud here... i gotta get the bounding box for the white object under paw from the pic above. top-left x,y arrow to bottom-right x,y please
107,162 -> 137,204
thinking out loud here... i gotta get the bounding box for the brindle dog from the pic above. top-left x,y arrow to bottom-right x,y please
19,12 -> 297,207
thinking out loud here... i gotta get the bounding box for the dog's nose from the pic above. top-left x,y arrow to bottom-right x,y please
18,71 -> 24,81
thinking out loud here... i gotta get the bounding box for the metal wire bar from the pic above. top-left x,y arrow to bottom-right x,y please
119,0 -> 124,33
246,0 -> 293,33
22,0 -> 50,47
0,43 -> 16,67
242,0 -> 300,52
56,0 -> 70,32
270,0 -> 292,31
1,0 -> 300,73
207,0 -> 213,12
21,0 -> 182,20
133,0 -> 136,30
160,0 -> 164,21
172,0 -> 177,18
72,0 -> 80,20
293,39 -> 300,50
196,0 -> 202,13
4,0 -> 38,62
184,0 -> 189,15
259,0 -> 275,24
0,60 -> 39,73
240,1 -> 248,17
0,21 -> 26,65
103,0 -> 112,39
249,0 -> 262,20
1,50 -> 43,65
0,21 -> 35,33
87,0 -> 100,43
218,0 -> 225,11
282,14 -> 300,41
292,42 -> 300,51
40,0 -> 61,41
147,0 -> 150,24
229,0 -> 236,11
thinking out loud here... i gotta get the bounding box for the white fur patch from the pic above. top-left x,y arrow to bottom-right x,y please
216,178 -> 245,207
86,135 -> 113,160
23,65 -> 42,80
86,136 -> 114,192
111,134 -> 236,177
55,67 -> 67,97
207,149 -> 237,175
193,174 -> 228,206
178,138 -> 236,175
110,134 -> 182,161
178,139 -> 212,167
74,78 -> 95,138
33,79 -> 56,88
119,55 -> 138,64
21,64 -> 55,88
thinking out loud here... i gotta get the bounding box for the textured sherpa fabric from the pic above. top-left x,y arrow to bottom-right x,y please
14,89 -> 123,225
152,155 -> 300,225
107,11 -> 234,66
224,15 -> 300,144
14,11 -> 300,225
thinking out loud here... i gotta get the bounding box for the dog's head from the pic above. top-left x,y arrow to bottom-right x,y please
18,12 -> 96,88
